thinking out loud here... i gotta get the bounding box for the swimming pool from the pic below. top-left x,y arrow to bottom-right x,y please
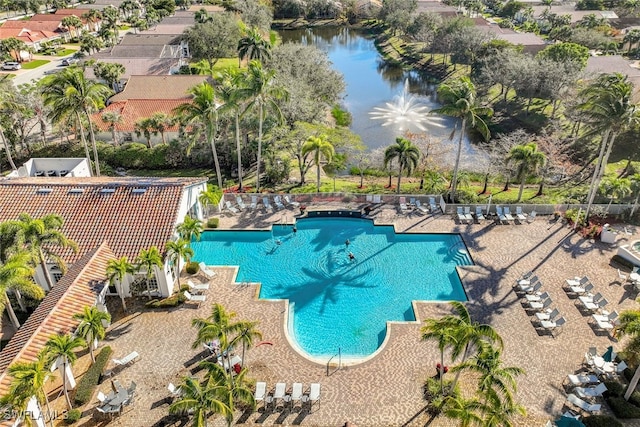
192,217 -> 472,360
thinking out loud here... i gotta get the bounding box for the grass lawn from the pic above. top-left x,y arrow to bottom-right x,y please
212,58 -> 239,72
22,60 -> 49,69
55,49 -> 76,56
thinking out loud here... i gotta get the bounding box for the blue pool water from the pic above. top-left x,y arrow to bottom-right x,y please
192,217 -> 472,358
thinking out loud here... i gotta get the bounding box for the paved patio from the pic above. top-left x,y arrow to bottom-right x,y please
78,202 -> 640,426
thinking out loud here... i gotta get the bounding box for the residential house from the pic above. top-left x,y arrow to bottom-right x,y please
586,55 -> 640,97
529,4 -> 618,24
475,19 -> 547,54
0,19 -> 68,53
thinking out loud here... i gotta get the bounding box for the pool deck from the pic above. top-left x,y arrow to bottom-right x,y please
92,202 -> 640,426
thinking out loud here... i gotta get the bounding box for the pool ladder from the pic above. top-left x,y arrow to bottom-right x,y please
326,348 -> 342,376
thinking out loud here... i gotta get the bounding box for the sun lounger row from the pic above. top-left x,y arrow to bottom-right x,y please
225,195 -> 301,214
254,382 -> 321,410
398,197 -> 438,215
495,206 -> 529,224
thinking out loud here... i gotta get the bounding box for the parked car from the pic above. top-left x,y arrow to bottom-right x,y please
1,62 -> 21,70
61,58 -> 78,66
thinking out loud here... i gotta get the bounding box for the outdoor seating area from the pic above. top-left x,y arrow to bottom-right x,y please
255,381 -> 321,412
515,272 -> 566,337
96,379 -> 137,419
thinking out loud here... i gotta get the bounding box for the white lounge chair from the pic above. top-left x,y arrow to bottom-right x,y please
168,383 -> 182,397
236,196 -> 246,210
274,196 -> 285,210
263,197 -> 273,212
592,310 -> 618,324
574,383 -> 607,400
184,290 -> 206,307
273,382 -> 286,407
457,207 -> 469,224
527,210 -> 537,222
540,317 -> 565,336
617,361 -> 628,374
187,280 -> 210,293
254,382 -> 266,405
496,206 -> 508,224
464,206 -> 473,222
373,195 -> 382,204
503,207 -> 515,222
308,383 -> 321,410
475,206 -> 485,221
578,292 -> 602,306
525,291 -> 549,303
428,197 -> 437,212
225,200 -> 239,214
515,206 -> 527,221
198,262 -> 216,279
528,296 -> 552,311
567,373 -> 599,386
515,275 -> 538,292
567,394 -> 601,414
569,282 -> 593,296
399,197 -> 409,213
97,391 -> 107,403
113,351 -> 139,366
415,200 -> 429,214
535,308 -> 560,323
566,276 -> 589,288
284,195 -> 300,208
522,281 -> 542,295
290,382 -> 303,408
249,196 -> 258,210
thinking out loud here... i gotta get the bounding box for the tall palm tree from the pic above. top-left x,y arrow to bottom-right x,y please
0,252 -> 44,329
577,73 -> 640,219
218,68 -> 249,191
72,306 -> 111,364
135,246 -> 163,300
106,256 -> 134,312
244,60 -> 288,192
169,376 -> 232,427
237,27 -> 272,67
479,389 -> 526,427
7,213 -> 78,291
1,351 -> 54,427
421,316 -> 457,394
443,395 -> 483,427
0,76 -> 18,170
302,135 -> 335,192
165,238 -> 194,286
43,333 -> 86,410
624,29 -> 640,54
384,137 -> 420,194
433,77 -> 493,202
199,185 -> 223,217
616,310 -> 640,400
229,320 -> 262,369
174,82 -> 224,189
101,110 -> 123,145
200,361 -> 255,427
40,67 -> 113,176
506,143 -> 546,203
176,215 -> 204,248
599,176 -> 632,213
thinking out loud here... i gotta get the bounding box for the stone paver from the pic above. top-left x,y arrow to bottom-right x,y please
77,203 -> 640,426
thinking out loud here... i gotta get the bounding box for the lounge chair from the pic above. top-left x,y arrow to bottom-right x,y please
464,206 -> 473,222
225,200 -> 239,214
525,290 -> 548,303
187,280 -> 210,293
575,383 -> 607,400
409,197 -> 416,206
366,195 -> 373,202
515,275 -> 538,292
236,196 -> 246,210
373,195 -> 382,204
535,308 -> 559,323
274,195 -> 285,210
249,196 -> 258,210
284,195 -> 300,208
184,290 -> 206,307
308,383 -> 321,410
566,276 -> 589,288
399,197 -> 409,213
503,207 -> 515,222
617,361 -> 628,374
415,200 -> 429,214
540,317 -> 565,336
528,296 -> 552,311
273,382 -> 286,407
428,197 -> 437,212
290,382 -> 303,408
254,382 -> 267,405
97,391 -> 107,403
263,197 -> 273,212
113,351 -> 139,366
198,262 -> 216,279
457,207 -> 469,224
618,269 -> 628,283
592,310 -> 618,325
578,292 -> 602,306
522,281 -> 542,295
569,282 -> 594,296
567,373 -> 599,386
567,393 -> 601,414
515,207 -> 527,222
496,206 -> 508,224
475,206 -> 485,222
527,211 -> 537,223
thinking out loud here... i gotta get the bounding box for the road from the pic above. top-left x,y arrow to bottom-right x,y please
4,52 -> 77,86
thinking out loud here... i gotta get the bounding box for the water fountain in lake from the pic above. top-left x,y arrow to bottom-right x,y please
369,79 -> 446,133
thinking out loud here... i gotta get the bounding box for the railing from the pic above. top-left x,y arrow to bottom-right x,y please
326,348 -> 341,376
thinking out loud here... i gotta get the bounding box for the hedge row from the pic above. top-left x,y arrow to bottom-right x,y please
607,396 -> 640,418
74,346 -> 112,406
583,415 -> 623,427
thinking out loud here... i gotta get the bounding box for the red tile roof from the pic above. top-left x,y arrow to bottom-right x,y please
0,242 -> 115,397
1,20 -> 66,33
0,176 -> 205,263
109,75 -> 208,102
0,28 -> 58,44
93,99 -> 188,132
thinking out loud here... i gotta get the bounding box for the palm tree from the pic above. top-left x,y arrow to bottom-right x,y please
443,395 -> 483,427
1,351 -> 54,427
106,256 -> 134,312
616,310 -> 640,400
384,137 -> 420,194
72,306 -> 111,364
479,389 -> 526,427
165,238 -> 194,286
61,15 -> 83,39
44,333 -> 86,410
199,185 -> 223,217
82,9 -> 102,32
174,82 -> 224,189
506,143 -> 546,203
176,215 -> 204,248
7,213 -> 78,291
169,376 -> 232,427
624,29 -> 640,54
40,67 -> 113,176
237,27 -> 272,67
244,60 -> 288,192
600,176 -> 632,213
0,77 -> 18,170
135,246 -> 163,300
433,77 -> 493,202
630,173 -> 640,217
135,117 -> 156,148
200,361 -> 255,426
101,110 -> 123,145
577,73 -> 640,220
421,316 -> 457,394
229,320 -> 262,369
0,252 -> 44,329
302,135 -> 335,192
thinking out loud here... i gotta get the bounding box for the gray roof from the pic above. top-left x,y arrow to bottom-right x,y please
85,58 -> 176,79
530,5 -> 617,23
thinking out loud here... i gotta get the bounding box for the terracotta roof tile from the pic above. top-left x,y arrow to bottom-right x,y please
93,99 -> 189,132
0,242 -> 115,397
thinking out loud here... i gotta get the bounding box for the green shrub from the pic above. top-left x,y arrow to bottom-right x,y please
185,262 -> 200,274
607,396 -> 640,418
145,292 -> 186,308
611,255 -> 635,270
74,346 -> 112,406
628,390 -> 640,407
64,409 -> 81,424
207,218 -> 219,228
331,104 -> 352,126
583,415 -> 623,427
603,380 -> 624,398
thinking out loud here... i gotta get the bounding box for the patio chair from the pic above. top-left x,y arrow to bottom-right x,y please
566,276 -> 590,288
575,383 -> 607,400
249,196 -> 258,210
273,382 -> 286,407
578,292 -> 602,307
290,382 -> 303,408
464,206 -> 473,222
567,393 -> 601,414
415,200 -> 429,214
567,373 -> 599,387
97,391 -> 107,404
184,290 -> 206,307
409,197 -> 416,206
168,383 -> 182,398
569,282 -> 594,296
263,197 -> 273,212
112,351 -> 139,366
522,281 -> 542,295
274,195 -> 285,210
527,210 -> 537,222
236,196 -> 246,210
503,207 -> 515,222
428,197 -> 437,212
535,308 -> 560,323
373,195 -> 382,204
617,361 -> 628,374
225,200 -> 239,214
496,206 -> 508,224
515,206 -> 527,221
618,269 -> 628,283
475,206 -> 485,222
254,382 -> 267,405
515,275 -> 538,292
399,197 -> 409,213
592,310 -> 618,325
528,296 -> 552,311
308,383 -> 321,410
198,262 -> 216,279
525,290 -> 548,303
540,317 -> 566,336
187,280 -> 210,293
284,195 -> 300,208
456,207 -> 469,224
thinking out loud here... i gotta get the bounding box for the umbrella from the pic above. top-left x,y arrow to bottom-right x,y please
555,415 -> 585,427
603,345 -> 614,362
